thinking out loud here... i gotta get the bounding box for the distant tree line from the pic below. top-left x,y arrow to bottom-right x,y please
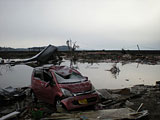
0,45 -> 70,52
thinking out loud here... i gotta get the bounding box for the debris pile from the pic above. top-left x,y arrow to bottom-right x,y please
0,86 -> 27,105
97,82 -> 160,120
1,80 -> 160,119
2,83 -> 160,119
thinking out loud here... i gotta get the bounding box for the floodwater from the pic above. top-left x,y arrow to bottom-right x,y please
0,60 -> 160,89
0,64 -> 33,89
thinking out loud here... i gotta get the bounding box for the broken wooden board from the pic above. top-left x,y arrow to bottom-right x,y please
42,108 -> 148,120
0,111 -> 20,120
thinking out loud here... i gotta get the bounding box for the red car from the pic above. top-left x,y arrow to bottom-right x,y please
31,65 -> 99,110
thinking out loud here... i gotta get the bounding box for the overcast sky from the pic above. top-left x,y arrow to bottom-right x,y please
0,0 -> 160,50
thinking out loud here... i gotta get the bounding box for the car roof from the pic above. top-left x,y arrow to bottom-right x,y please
34,64 -> 75,77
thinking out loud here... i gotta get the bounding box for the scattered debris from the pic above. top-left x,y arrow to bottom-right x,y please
130,84 -> 147,95
0,86 -> 27,104
22,45 -> 58,64
1,68 -> 160,119
122,54 -> 132,59
0,58 -> 4,64
0,45 -> 62,66
43,108 -> 148,120
0,111 -> 20,120
111,88 -> 131,95
106,63 -> 120,79
125,100 -> 134,107
2,84 -> 159,119
96,89 -> 112,100
110,63 -> 120,74
156,81 -> 160,88
136,103 -> 144,112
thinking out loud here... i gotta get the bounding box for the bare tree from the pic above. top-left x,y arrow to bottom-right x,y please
66,39 -> 79,68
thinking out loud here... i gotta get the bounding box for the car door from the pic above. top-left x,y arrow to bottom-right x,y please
32,69 -> 46,100
41,70 -> 56,103
33,69 -> 59,104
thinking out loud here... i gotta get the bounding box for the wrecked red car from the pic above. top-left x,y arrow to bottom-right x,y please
31,65 -> 99,110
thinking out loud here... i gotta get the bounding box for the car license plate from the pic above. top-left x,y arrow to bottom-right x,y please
78,99 -> 88,104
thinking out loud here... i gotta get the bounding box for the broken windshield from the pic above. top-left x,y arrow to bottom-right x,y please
54,71 -> 86,84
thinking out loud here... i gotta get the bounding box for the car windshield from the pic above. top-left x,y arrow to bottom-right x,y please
54,71 -> 86,84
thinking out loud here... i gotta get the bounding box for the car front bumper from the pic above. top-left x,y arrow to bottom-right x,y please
61,92 -> 99,110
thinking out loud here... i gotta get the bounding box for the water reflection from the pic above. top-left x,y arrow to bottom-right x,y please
61,60 -> 160,89
105,63 -> 120,79
0,60 -> 160,89
0,64 -> 13,76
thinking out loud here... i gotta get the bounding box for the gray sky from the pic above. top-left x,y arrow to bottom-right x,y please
0,0 -> 160,50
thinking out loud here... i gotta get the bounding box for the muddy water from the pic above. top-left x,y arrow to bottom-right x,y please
0,60 -> 160,89
62,61 -> 160,89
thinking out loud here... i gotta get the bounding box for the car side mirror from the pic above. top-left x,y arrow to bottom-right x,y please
84,76 -> 88,80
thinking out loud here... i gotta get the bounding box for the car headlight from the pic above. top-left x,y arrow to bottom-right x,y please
61,88 -> 73,97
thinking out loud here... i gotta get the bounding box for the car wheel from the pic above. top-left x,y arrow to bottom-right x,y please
54,98 -> 66,112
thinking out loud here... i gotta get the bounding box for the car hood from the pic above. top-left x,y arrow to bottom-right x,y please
59,81 -> 92,93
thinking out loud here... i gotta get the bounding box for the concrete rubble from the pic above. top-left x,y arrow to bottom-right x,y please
2,82 -> 160,120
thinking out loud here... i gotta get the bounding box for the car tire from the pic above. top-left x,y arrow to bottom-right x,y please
54,98 -> 66,112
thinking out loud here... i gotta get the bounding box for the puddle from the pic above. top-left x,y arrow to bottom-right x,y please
0,60 -> 160,89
